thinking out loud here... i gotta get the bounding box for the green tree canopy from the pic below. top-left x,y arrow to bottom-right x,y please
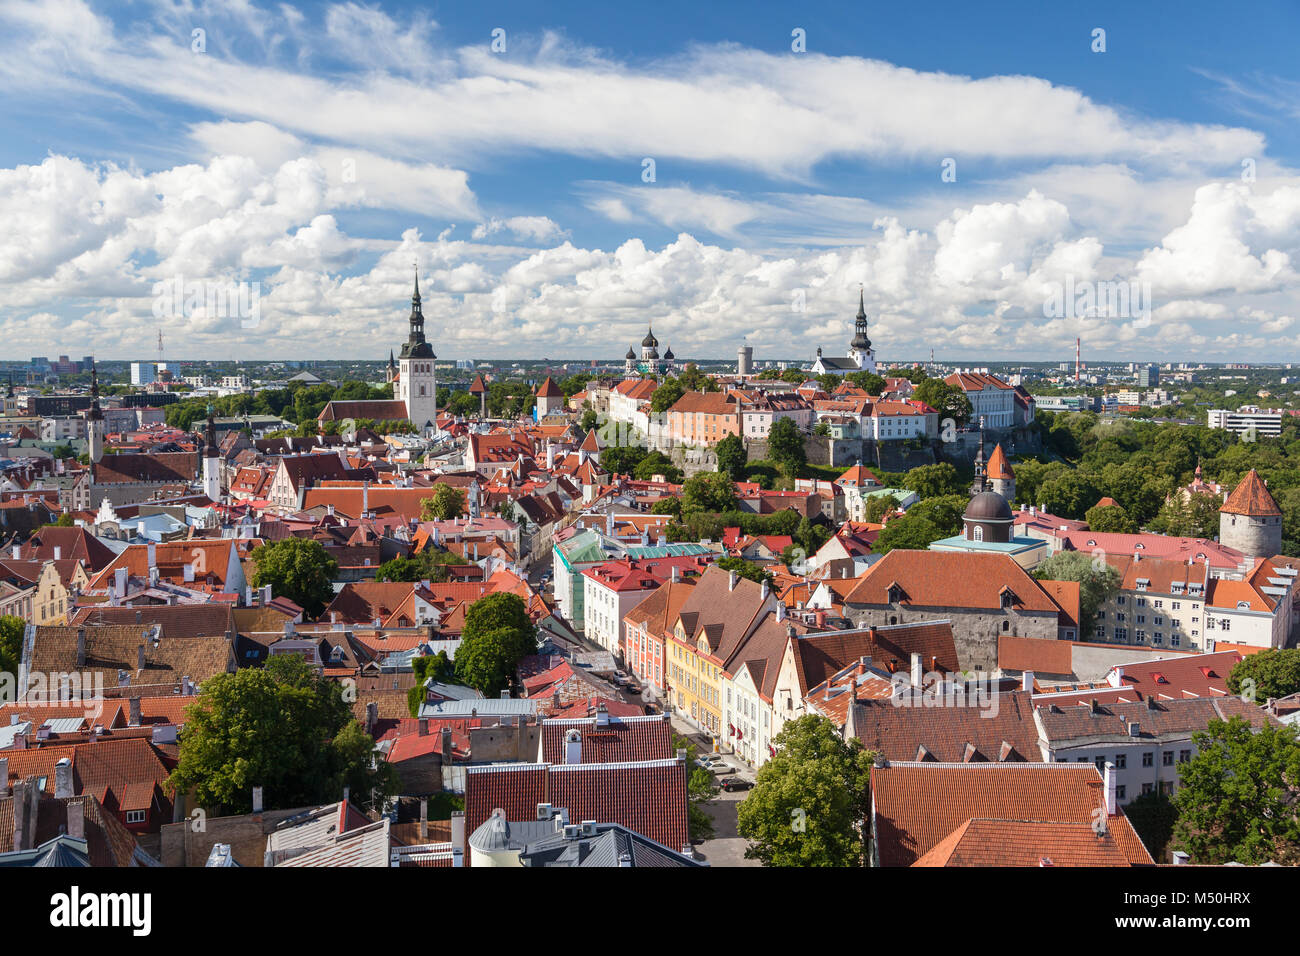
1085,503 -> 1138,534
650,377 -> 687,414
0,615 -> 24,679
453,592 -> 537,696
682,471 -> 738,515
716,556 -> 773,587
767,416 -> 806,478
421,484 -> 466,520
735,714 -> 875,866
903,462 -> 965,499
1032,550 -> 1121,633
168,655 -> 397,814
1171,716 -> 1300,865
871,516 -> 944,554
715,433 -> 747,482
912,379 -> 972,426
1226,648 -> 1300,702
845,371 -> 886,395
251,537 -> 339,618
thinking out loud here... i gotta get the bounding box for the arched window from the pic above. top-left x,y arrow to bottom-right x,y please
972,526 -> 984,542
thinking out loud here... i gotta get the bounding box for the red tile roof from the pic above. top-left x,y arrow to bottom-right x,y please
845,551 -> 1062,613
1221,469 -> 1281,517
870,762 -> 1153,867
913,818 -> 1132,867
538,714 -> 672,764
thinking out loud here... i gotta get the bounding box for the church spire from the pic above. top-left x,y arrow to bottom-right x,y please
850,285 -> 871,352
87,359 -> 104,422
400,267 -> 435,359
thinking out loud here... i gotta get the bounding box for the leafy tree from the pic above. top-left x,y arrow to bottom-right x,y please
633,450 -> 683,484
1032,550 -> 1121,633
55,512 -> 74,527
1037,471 -> 1104,520
905,494 -> 967,537
862,494 -> 900,524
455,626 -> 533,697
251,537 -> 338,618
408,651 -> 457,716
682,471 -> 737,515
599,443 -> 648,477
650,497 -> 682,518
767,416 -> 806,478
0,615 -> 24,679
650,377 -> 687,414
780,369 -> 805,385
168,655 -> 397,814
1148,491 -> 1221,539
414,650 -> 456,686
735,715 -> 875,866
845,371 -> 886,395
1010,459 -> 1068,508
453,593 -> 536,696
716,556 -> 773,587
579,407 -> 598,432
715,433 -> 747,482
1123,790 -> 1177,863
421,484 -> 466,521
671,733 -> 718,841
871,516 -> 943,554
1226,648 -> 1300,702
1085,503 -> 1137,534
912,379 -> 972,426
1170,717 -> 1300,865
903,462 -> 964,499
676,363 -> 719,393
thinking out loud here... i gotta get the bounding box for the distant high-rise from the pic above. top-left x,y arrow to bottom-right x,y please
1138,364 -> 1159,388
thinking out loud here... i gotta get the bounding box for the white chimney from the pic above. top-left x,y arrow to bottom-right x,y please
146,540 -> 156,569
114,566 -> 128,599
1103,761 -> 1117,815
9,545 -> 18,560
1021,670 -> 1034,692
564,729 -> 582,765
54,757 -> 73,799
53,546 -> 61,560
183,563 -> 195,582
252,786 -> 264,815
910,652 -> 922,688
728,570 -> 738,591
670,566 -> 680,583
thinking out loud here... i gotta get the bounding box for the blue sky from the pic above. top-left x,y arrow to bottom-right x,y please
2,0 -> 1300,363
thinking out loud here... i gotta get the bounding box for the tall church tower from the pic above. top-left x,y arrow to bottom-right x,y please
201,404 -> 221,503
847,289 -> 877,373
394,270 -> 437,432
86,360 -> 105,464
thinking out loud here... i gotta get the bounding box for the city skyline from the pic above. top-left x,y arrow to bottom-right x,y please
3,1 -> 1300,361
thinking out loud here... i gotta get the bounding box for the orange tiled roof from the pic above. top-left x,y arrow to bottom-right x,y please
1220,469 -> 1281,517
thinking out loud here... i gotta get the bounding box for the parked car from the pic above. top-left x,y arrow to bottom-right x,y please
722,778 -> 754,792
693,756 -> 716,771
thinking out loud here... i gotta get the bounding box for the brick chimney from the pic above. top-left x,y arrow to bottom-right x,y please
66,798 -> 85,841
